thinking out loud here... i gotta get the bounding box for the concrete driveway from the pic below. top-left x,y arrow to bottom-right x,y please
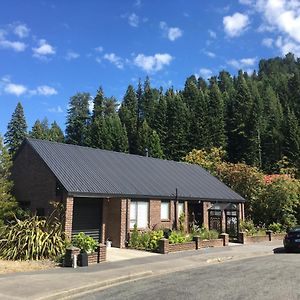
106,247 -> 159,262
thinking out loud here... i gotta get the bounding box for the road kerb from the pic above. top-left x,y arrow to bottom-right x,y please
39,271 -> 153,300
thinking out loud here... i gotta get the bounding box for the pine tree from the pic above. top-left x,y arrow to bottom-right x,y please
48,121 -> 64,142
227,71 -> 254,164
119,85 -> 138,153
0,135 -> 18,226
165,90 -> 189,161
4,102 -> 27,155
103,97 -> 118,116
141,77 -> 157,127
283,108 -> 300,171
90,88 -> 106,148
152,94 -> 167,152
104,114 -> 128,152
261,85 -> 284,172
183,77 -> 210,150
137,120 -> 152,156
65,92 -> 91,146
30,117 -> 49,140
208,79 -> 226,148
92,87 -> 104,119
137,120 -> 163,158
149,130 -> 164,158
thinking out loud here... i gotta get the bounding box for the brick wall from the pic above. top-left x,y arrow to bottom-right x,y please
202,201 -> 210,228
149,199 -> 175,230
103,198 -> 128,248
200,239 -> 223,248
64,196 -> 74,239
12,143 -> 59,215
168,242 -> 196,253
158,235 -> 227,254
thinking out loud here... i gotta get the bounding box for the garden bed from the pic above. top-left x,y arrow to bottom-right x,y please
158,235 -> 227,254
238,231 -> 286,244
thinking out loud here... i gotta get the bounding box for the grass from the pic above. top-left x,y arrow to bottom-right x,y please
0,259 -> 56,274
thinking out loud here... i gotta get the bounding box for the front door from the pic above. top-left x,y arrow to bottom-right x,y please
188,202 -> 203,226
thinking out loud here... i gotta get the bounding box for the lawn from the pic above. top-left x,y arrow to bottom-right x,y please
0,259 -> 56,274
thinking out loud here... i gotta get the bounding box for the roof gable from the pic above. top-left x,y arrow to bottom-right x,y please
25,138 -> 244,202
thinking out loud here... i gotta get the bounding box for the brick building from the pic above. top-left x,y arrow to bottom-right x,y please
12,138 -> 245,248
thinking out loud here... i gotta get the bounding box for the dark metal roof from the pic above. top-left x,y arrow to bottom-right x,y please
24,138 -> 245,202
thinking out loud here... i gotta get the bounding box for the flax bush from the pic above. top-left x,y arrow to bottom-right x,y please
0,214 -> 68,260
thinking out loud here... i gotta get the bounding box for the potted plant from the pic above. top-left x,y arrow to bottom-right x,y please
72,232 -> 98,266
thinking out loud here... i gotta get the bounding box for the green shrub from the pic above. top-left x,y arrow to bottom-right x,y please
128,224 -> 140,248
240,219 -> 266,236
189,223 -> 219,240
72,232 -> 98,253
0,214 -> 67,260
168,231 -> 191,244
199,229 -> 219,240
178,212 -> 185,232
268,222 -> 284,233
128,226 -> 164,251
148,230 -> 164,250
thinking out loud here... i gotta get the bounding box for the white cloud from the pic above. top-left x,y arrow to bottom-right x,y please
4,83 -> 27,96
65,51 -> 80,60
262,37 -> 273,48
275,36 -> 300,57
128,13 -> 139,27
239,0 -> 253,5
48,105 -> 63,113
196,68 -> 213,79
203,50 -> 216,58
239,0 -> 300,57
32,39 -> 55,59
160,21 -> 183,41
223,12 -> 249,37
0,40 -> 27,52
134,0 -> 141,7
35,85 -> 58,96
88,98 -> 94,113
134,53 -> 173,72
13,24 -> 30,38
208,29 -> 217,39
227,57 -> 256,69
103,53 -> 124,69
95,46 -> 103,52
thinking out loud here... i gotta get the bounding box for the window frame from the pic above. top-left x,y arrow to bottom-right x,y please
160,201 -> 170,221
177,201 -> 184,219
130,200 -> 149,229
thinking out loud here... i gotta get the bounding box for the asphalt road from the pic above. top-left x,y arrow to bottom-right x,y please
74,252 -> 300,300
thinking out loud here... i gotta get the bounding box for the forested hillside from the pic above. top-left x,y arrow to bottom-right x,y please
5,53 -> 300,176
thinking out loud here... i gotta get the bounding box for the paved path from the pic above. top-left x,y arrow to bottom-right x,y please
106,247 -> 159,262
0,241 -> 284,300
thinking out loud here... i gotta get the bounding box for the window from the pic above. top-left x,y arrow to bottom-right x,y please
130,201 -> 149,229
178,202 -> 184,218
161,201 -> 170,220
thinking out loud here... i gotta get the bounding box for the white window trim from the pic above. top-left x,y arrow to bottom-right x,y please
130,201 -> 149,229
161,201 -> 170,221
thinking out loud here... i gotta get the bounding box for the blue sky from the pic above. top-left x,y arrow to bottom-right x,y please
1,0 -> 300,135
